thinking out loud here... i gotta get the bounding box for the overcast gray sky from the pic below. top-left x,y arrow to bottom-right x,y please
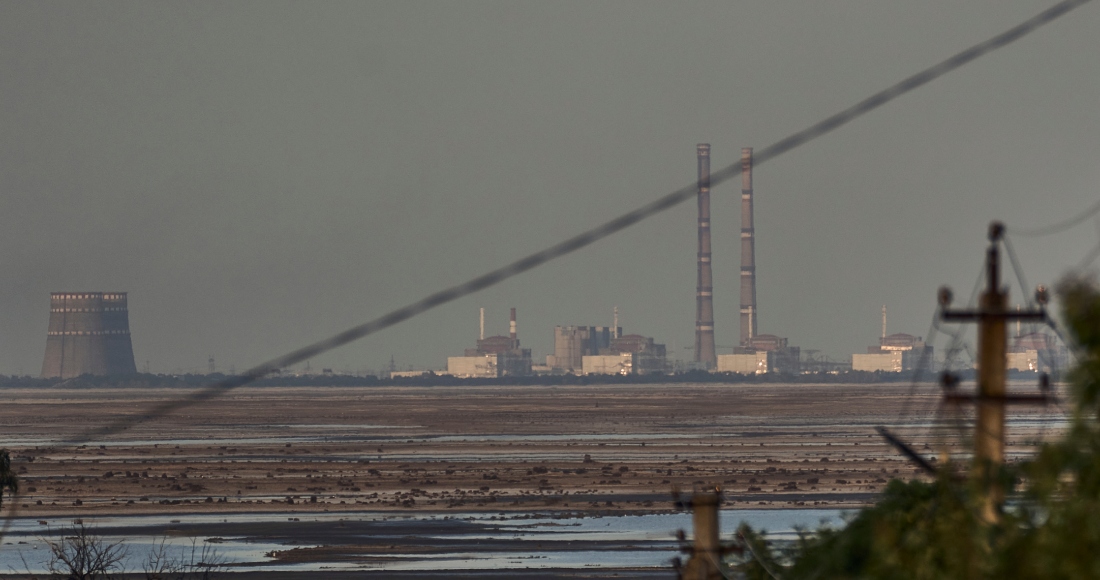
1,1 -> 1098,375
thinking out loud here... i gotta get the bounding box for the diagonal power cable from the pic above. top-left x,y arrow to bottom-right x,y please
64,0 -> 1091,447
1012,198 -> 1100,237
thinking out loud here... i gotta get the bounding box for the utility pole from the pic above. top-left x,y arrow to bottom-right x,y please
674,489 -> 733,580
939,222 -> 1048,523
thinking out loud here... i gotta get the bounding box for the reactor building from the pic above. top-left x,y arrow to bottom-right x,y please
547,325 -> 618,373
1007,330 -> 1069,373
582,333 -> 668,376
851,306 -> 932,372
447,308 -> 532,378
41,292 -> 137,379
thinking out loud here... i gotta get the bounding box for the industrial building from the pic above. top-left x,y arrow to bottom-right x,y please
583,333 -> 668,375
447,308 -> 532,378
721,335 -> 800,375
583,354 -> 634,375
547,325 -> 617,372
41,292 -> 137,378
716,351 -> 770,374
609,334 -> 667,374
851,307 -> 932,372
553,308 -> 666,376
445,354 -> 502,378
852,335 -> 931,372
1007,331 -> 1069,372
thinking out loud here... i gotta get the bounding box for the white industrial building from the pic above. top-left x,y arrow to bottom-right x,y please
447,354 -> 500,378
852,351 -> 912,373
583,354 -> 633,375
717,352 -> 771,374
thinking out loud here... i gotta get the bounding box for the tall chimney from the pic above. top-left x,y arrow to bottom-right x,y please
881,305 -> 887,340
613,306 -> 619,339
480,308 -> 485,340
694,144 -> 717,368
509,307 -> 517,341
739,147 -> 758,347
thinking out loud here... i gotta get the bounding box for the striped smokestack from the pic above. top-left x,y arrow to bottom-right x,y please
694,144 -> 717,368
509,307 -> 517,340
739,147 -> 758,347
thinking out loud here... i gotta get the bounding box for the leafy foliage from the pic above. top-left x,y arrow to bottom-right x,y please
730,276 -> 1100,579
0,449 -> 17,510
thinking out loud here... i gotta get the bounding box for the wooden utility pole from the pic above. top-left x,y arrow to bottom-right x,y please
674,490 -> 734,580
940,222 -> 1047,522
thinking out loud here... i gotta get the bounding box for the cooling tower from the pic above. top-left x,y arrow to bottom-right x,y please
694,144 -> 717,368
41,292 -> 137,378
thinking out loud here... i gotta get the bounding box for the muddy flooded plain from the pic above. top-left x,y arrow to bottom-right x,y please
0,382 -> 1063,576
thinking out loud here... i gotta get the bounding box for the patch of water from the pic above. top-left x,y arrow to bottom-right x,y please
0,509 -> 844,573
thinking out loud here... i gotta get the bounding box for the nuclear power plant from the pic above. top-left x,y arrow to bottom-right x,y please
41,292 -> 137,379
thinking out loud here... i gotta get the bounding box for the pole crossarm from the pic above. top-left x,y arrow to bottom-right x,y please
941,311 -> 1046,322
933,220 -> 1055,523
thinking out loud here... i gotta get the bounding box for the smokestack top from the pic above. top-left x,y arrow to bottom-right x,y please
741,147 -> 753,191
509,307 -> 517,340
697,143 -> 710,155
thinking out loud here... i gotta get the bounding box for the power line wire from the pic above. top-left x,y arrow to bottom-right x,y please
1003,235 -> 1035,307
62,0 -> 1092,447
1011,197 -> 1100,237
1077,239 -> 1100,270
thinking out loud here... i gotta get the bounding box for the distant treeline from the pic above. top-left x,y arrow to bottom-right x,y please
0,368 -> 1042,389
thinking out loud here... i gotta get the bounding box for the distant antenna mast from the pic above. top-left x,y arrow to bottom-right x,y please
882,305 -> 887,340
1016,305 -> 1021,338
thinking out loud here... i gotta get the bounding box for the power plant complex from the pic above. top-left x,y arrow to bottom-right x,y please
445,309 -> 667,378
41,292 -> 137,378
704,145 -> 801,375
29,147 -> 1055,382
441,144 -> 802,378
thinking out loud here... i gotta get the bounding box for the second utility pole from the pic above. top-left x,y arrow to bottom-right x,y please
940,221 -> 1046,522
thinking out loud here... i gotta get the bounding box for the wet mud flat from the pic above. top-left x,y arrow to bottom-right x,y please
0,382 -> 1062,575
0,382 -> 1061,517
